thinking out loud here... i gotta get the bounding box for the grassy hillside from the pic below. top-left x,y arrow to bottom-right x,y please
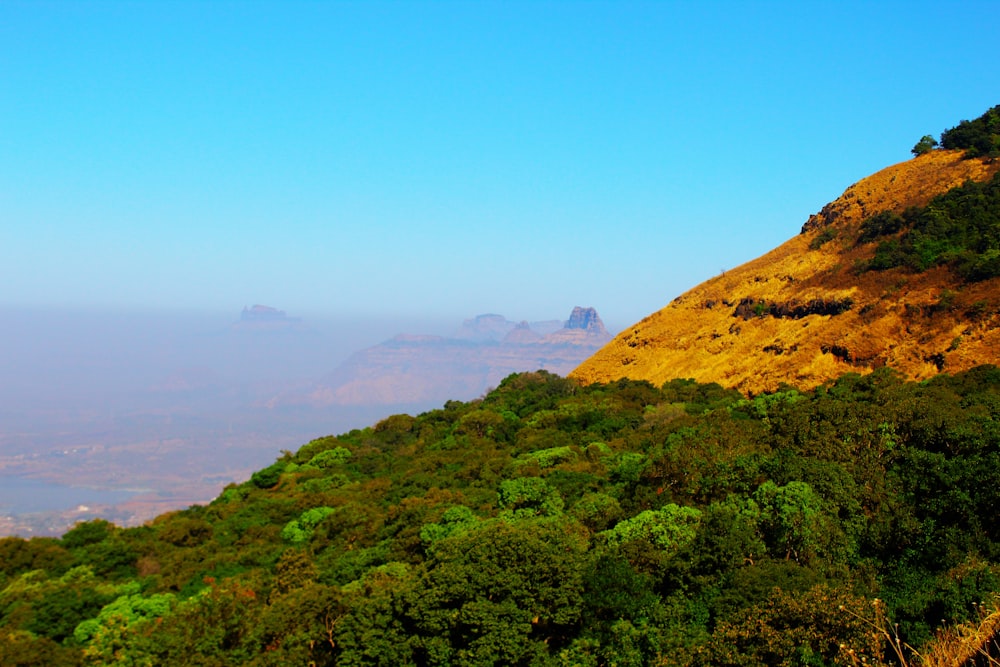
3,367 -> 1000,665
572,108 -> 1000,395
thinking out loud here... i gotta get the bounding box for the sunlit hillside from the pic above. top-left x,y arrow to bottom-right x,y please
572,148 -> 1000,394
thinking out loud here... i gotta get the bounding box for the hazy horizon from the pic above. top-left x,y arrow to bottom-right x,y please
0,301 -> 620,535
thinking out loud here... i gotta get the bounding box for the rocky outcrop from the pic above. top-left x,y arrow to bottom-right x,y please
565,306 -> 609,333
543,307 -> 613,346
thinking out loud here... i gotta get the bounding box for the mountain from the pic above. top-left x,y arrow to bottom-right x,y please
572,147 -> 1000,394
272,306 -> 611,409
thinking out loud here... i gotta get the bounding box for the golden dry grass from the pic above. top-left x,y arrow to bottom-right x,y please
572,151 -> 1000,394
920,604 -> 1000,667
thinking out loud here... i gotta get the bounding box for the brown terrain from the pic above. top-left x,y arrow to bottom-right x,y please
571,150 -> 1000,394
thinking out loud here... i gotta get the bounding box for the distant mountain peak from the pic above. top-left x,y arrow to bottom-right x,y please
274,307 -> 613,408
542,307 -> 612,346
234,305 -> 302,331
565,306 -> 608,335
503,321 -> 543,344
454,314 -> 517,342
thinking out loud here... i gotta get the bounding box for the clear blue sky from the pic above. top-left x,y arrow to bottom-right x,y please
3,1 -> 998,330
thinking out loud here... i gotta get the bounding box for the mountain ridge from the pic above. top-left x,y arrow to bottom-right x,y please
571,149 -> 1000,394
271,307 -> 611,408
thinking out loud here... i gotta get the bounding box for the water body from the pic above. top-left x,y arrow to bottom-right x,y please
0,476 -> 137,514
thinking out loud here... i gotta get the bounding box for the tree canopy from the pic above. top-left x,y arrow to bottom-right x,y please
3,366 -> 1000,665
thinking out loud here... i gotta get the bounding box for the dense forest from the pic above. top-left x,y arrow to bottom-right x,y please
3,366 -> 1000,666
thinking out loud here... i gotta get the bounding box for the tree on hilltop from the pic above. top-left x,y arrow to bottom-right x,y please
911,134 -> 938,156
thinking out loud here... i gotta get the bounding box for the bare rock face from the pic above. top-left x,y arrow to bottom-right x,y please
566,306 -> 609,334
543,307 -> 613,345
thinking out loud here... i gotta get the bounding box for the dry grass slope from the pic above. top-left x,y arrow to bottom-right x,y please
572,151 -> 1000,394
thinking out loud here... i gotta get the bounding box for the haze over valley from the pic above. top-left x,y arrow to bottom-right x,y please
0,305 -> 614,535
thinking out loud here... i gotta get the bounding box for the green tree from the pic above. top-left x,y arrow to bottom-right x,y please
403,518 -> 587,664
911,134 -> 938,156
601,504 -> 703,555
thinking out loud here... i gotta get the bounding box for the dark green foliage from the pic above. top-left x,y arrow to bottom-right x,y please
0,537 -> 73,578
249,459 -> 287,489
912,134 -> 939,156
60,519 -> 113,549
0,631 -> 83,667
940,104 -> 1000,158
858,171 -> 1000,280
4,366 -> 1000,664
808,227 -> 838,250
858,209 -> 905,243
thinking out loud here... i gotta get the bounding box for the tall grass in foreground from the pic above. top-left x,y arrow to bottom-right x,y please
842,598 -> 1000,666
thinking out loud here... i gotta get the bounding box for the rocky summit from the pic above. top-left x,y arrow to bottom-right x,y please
572,148 -> 1000,394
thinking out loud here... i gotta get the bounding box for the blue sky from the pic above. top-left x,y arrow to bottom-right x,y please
3,1 -> 999,330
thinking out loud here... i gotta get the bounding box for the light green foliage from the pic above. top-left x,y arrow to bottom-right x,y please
342,561 -> 412,593
497,477 -> 564,518
419,505 -> 479,546
515,444 -> 578,469
307,446 -> 352,468
300,473 -> 350,493
216,484 -> 249,504
611,452 -> 647,485
73,590 -> 175,665
733,388 -> 802,421
280,506 -> 337,544
753,480 -> 831,563
601,504 -> 702,555
585,441 -> 612,460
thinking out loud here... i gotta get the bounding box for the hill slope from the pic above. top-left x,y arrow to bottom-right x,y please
572,149 -> 1000,394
